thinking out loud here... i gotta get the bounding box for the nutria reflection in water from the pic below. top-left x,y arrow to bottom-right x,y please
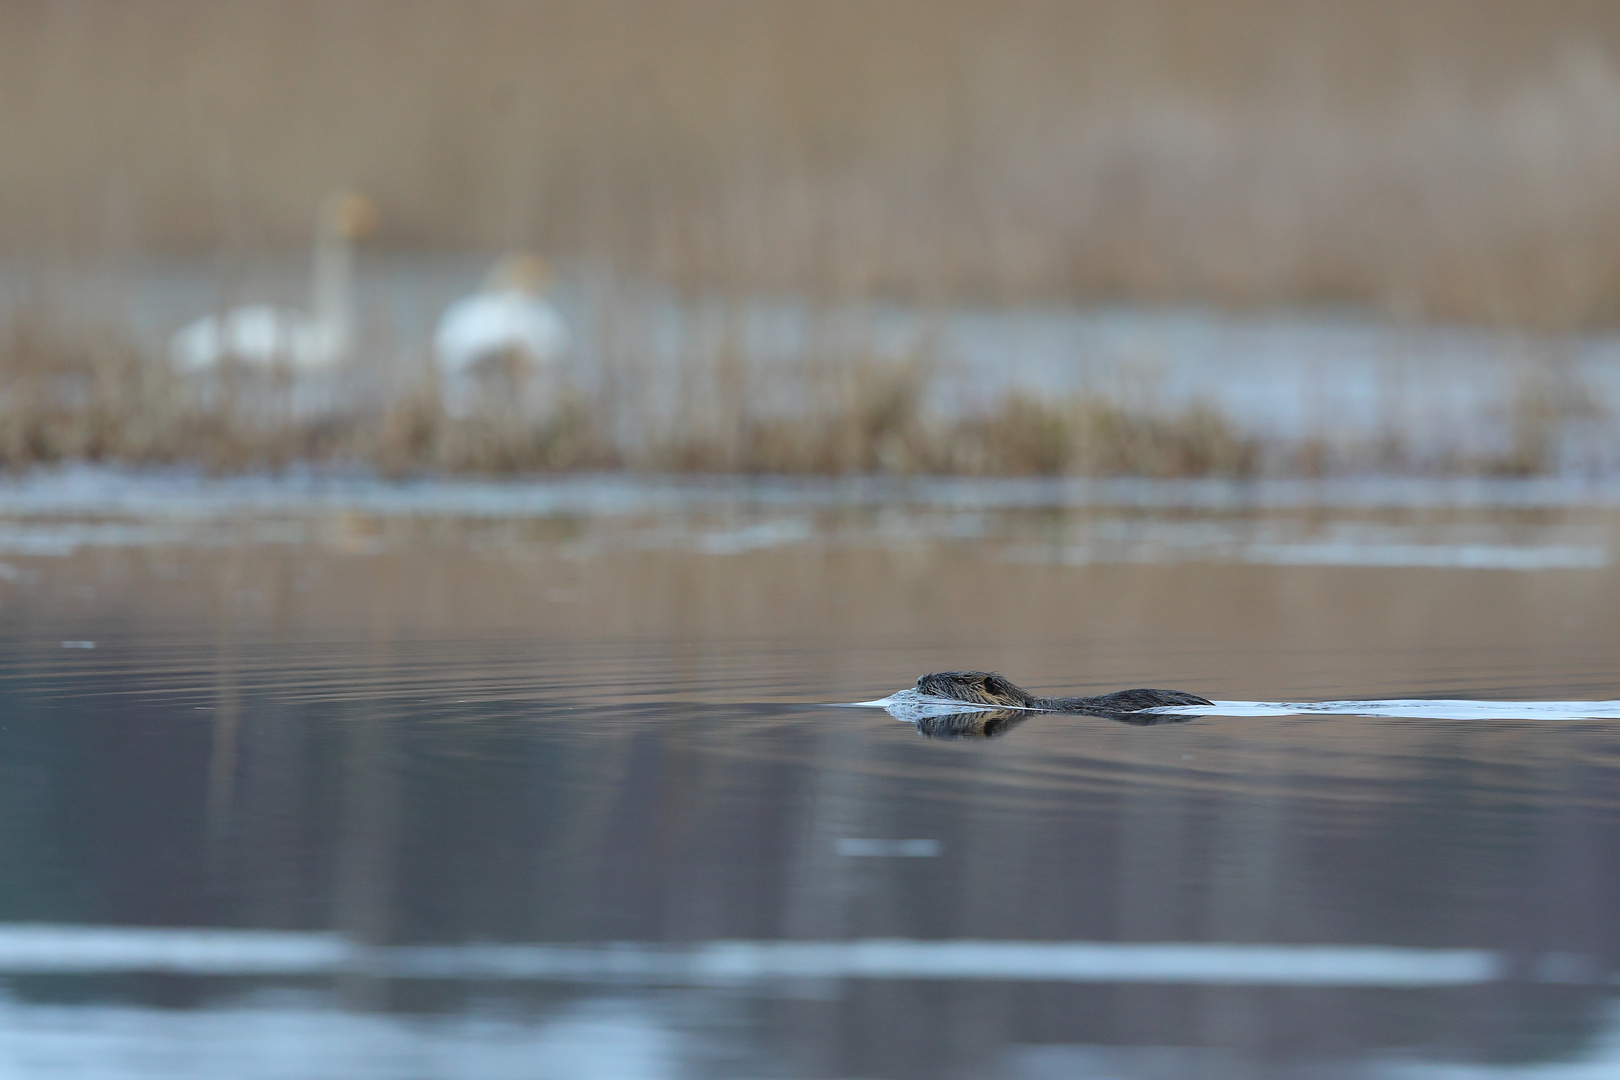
906,671 -> 1212,739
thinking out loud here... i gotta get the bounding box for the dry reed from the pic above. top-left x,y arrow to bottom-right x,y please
0,313 -> 1267,477
11,312 -> 1615,477
6,1 -> 1618,474
10,2 -> 1620,326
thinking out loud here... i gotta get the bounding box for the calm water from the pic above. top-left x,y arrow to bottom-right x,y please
2,473 -> 1619,1079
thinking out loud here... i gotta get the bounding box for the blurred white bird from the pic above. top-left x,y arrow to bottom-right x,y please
170,192 -> 377,374
434,254 -> 570,417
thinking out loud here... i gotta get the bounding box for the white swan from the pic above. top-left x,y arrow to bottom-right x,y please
433,254 -> 570,417
170,192 -> 377,373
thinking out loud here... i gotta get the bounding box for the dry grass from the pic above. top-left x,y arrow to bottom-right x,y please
369,353 -> 1262,478
0,313 -> 355,472
0,315 -> 190,467
9,0 -> 1618,476
0,313 -> 1265,477
10,314 -> 1614,477
10,2 -> 1620,326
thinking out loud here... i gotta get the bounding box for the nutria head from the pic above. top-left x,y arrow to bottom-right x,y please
914,671 -> 1035,708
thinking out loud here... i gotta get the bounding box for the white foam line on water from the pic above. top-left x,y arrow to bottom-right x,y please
0,925 -> 1506,987
1156,700 -> 1620,721
6,468 -> 1620,520
387,941 -> 1501,987
1009,542 -> 1610,570
840,693 -> 1036,713
1238,542 -> 1608,570
835,838 -> 943,857
0,925 -> 350,974
840,691 -> 1044,721
845,694 -> 1620,721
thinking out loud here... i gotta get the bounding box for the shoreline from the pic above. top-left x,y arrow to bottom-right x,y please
5,465 -> 1620,521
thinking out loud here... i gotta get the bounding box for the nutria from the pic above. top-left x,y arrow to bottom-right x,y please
914,671 -> 1212,714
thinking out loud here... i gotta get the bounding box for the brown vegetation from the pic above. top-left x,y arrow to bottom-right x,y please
5,1 -> 1615,475
9,2 -> 1620,326
0,312 -> 1266,477
0,322 -> 1576,479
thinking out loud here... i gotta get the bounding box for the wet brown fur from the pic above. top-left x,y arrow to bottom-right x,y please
908,671 -> 1208,739
915,671 -> 1211,713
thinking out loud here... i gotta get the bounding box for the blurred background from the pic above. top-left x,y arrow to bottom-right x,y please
5,5 -> 1620,1079
4,0 -> 1620,475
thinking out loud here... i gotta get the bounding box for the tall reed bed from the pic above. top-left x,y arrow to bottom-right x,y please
0,309 -> 1264,477
9,2 -> 1620,326
7,2 -> 1619,474
8,304 -> 1602,478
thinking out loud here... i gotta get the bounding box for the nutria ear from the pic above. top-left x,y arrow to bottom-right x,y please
981,674 -> 1009,695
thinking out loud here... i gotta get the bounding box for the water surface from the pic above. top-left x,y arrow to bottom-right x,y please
1,474 -> 1618,1079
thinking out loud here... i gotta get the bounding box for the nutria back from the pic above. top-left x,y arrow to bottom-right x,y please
915,671 -> 1211,713
915,671 -> 1037,708
1075,687 -> 1213,710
